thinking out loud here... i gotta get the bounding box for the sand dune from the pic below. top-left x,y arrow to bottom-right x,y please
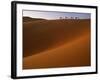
23,33 -> 90,69
23,19 -> 90,69
23,17 -> 46,22
23,19 -> 90,57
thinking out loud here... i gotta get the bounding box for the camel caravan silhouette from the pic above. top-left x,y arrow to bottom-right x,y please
59,17 -> 79,19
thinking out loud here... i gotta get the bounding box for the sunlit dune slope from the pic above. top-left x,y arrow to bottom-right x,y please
23,19 -> 90,57
23,32 -> 90,69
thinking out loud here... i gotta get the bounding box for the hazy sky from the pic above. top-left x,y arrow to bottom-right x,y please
23,10 -> 91,20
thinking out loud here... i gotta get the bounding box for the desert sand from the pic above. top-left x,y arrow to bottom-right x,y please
23,17 -> 91,69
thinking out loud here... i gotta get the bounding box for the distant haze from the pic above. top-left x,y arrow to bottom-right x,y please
23,10 -> 91,20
